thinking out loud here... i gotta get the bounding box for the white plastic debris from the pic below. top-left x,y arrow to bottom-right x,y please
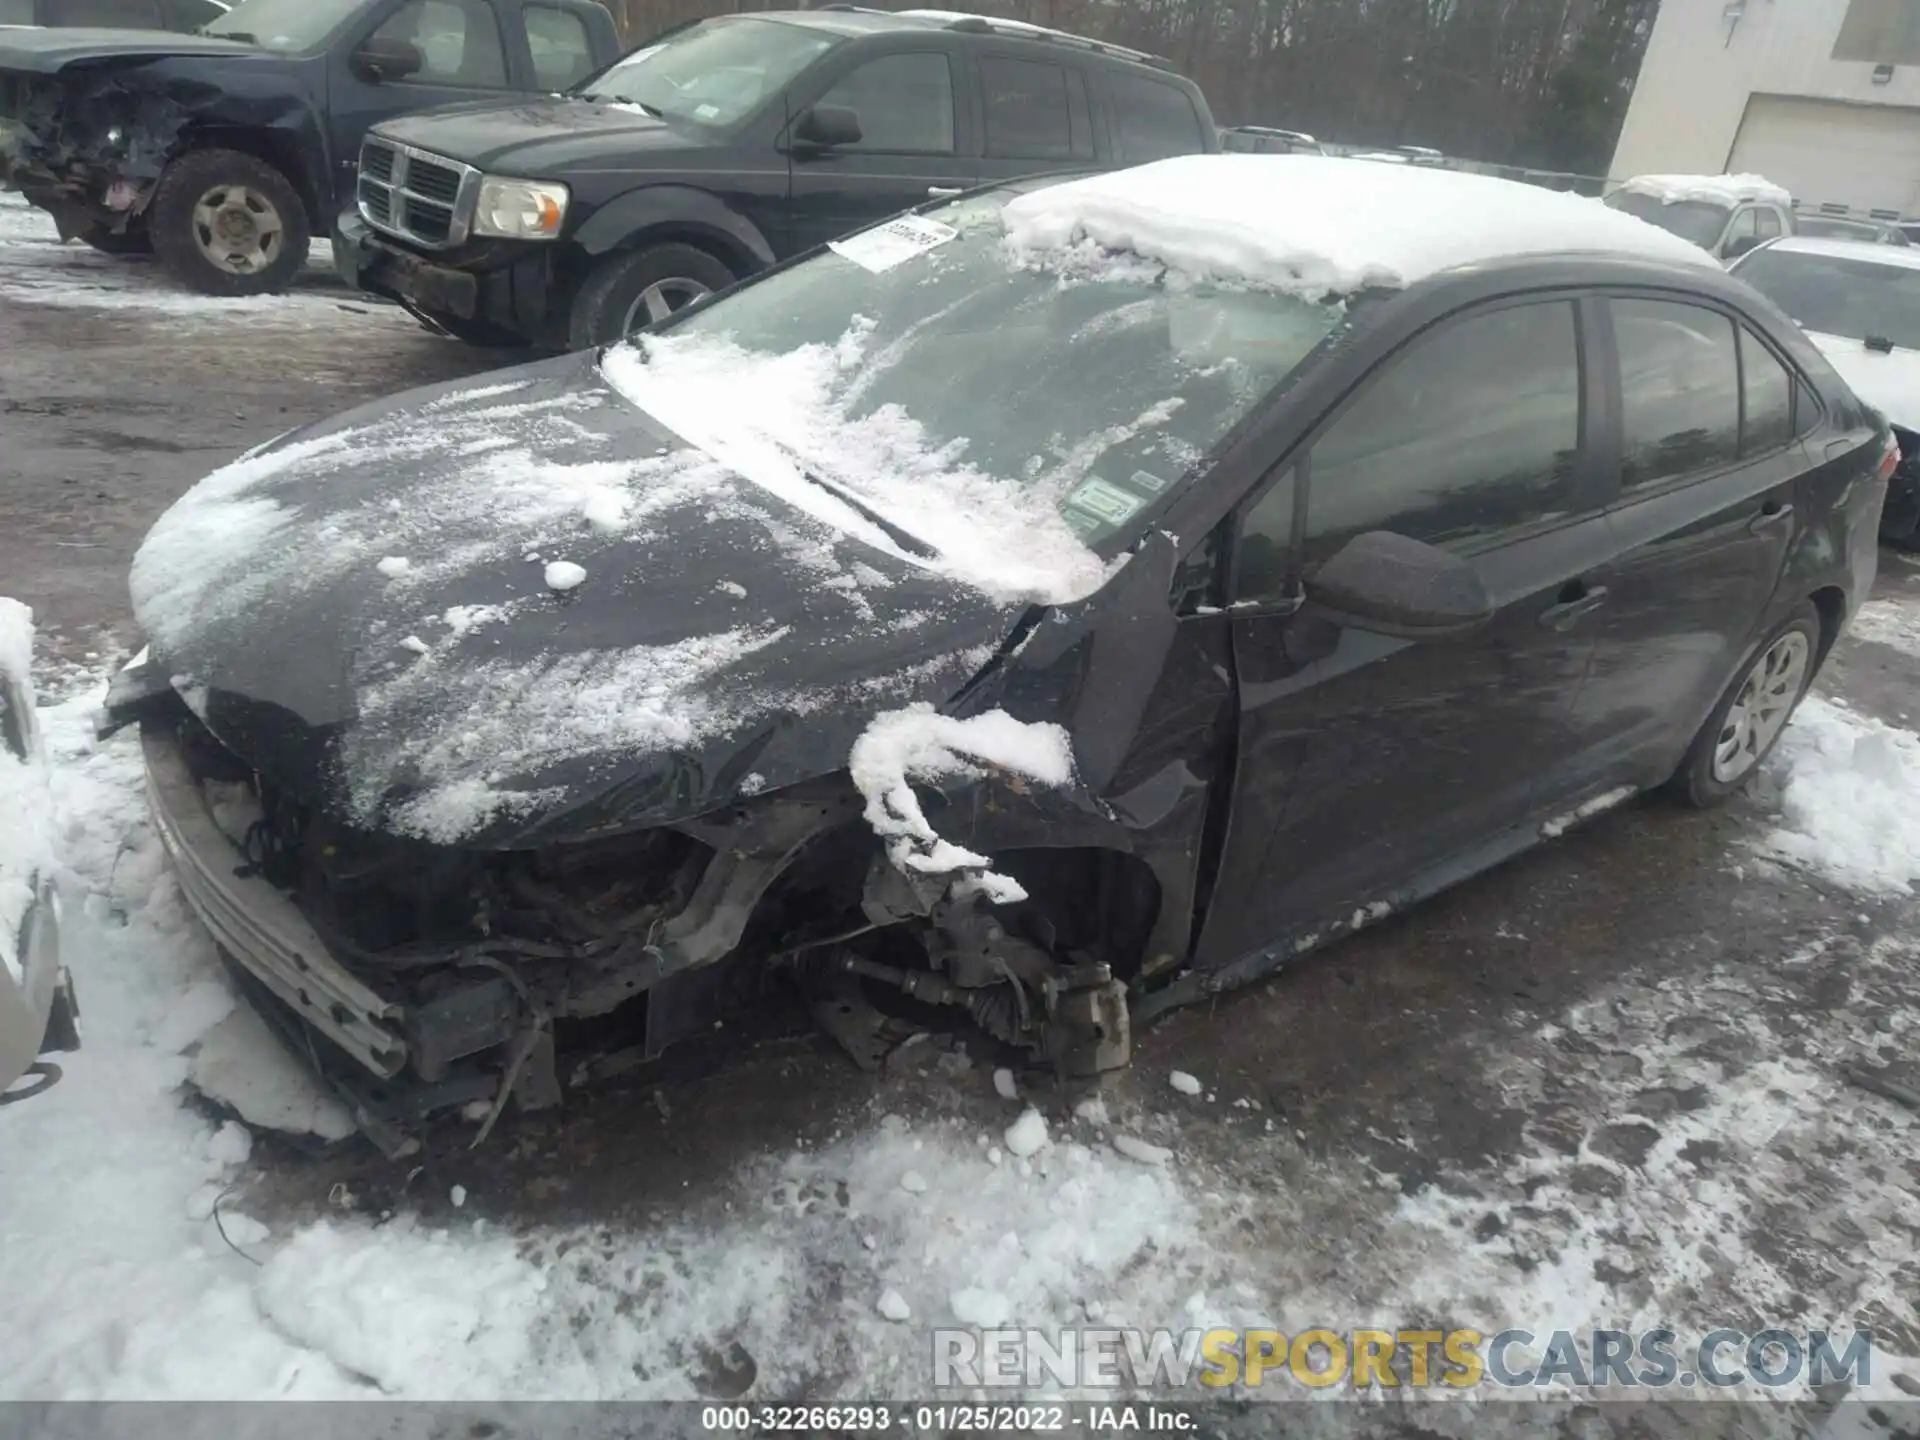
877,1289 -> 912,1322
1112,1134 -> 1173,1166
543,560 -> 587,592
992,1068 -> 1018,1100
1170,1070 -> 1203,1096
375,556 -> 410,578
1005,1109 -> 1049,1158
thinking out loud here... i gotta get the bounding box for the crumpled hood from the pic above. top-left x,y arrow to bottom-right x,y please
1807,330 -> 1920,429
129,351 -> 1023,848
373,95 -> 706,174
0,27 -> 267,72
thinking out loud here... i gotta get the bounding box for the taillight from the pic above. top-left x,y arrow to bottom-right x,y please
1878,432 -> 1902,481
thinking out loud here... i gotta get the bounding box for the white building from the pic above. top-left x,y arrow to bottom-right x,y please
1611,0 -> 1920,216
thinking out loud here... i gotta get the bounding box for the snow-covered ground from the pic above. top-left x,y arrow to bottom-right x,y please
3,633 -> 1919,1404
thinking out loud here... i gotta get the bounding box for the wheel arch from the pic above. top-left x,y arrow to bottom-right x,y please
170,124 -> 323,229
1809,583 -> 1847,669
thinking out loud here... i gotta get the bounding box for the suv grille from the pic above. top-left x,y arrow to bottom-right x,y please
357,136 -> 480,250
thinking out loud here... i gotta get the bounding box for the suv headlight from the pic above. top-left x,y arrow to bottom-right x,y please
472,177 -> 569,240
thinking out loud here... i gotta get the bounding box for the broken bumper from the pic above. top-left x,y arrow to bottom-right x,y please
140,718 -> 408,1078
332,209 -> 551,340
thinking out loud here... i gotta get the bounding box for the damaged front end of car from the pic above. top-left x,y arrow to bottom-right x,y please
0,62 -> 185,237
108,669 -> 1134,1156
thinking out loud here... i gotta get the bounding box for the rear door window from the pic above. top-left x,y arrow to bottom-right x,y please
1741,326 -> 1796,455
524,2 -> 595,90
1300,300 -> 1584,565
1754,207 -> 1784,240
980,55 -> 1086,160
1107,72 -> 1207,162
814,53 -> 956,154
1612,298 -> 1741,488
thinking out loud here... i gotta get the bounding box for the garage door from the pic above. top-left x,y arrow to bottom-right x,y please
1728,94 -> 1920,215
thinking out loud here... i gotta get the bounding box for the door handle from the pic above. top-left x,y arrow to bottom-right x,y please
1749,500 -> 1794,533
1539,582 -> 1609,630
927,185 -> 964,198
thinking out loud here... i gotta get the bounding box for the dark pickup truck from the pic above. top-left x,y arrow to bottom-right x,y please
334,7 -> 1220,349
0,0 -> 620,294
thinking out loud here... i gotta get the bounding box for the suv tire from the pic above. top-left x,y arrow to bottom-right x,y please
149,148 -> 310,297
1667,602 -> 1820,808
568,242 -> 735,350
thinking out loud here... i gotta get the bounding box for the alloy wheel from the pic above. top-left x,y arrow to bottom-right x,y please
620,276 -> 711,334
1711,629 -> 1809,783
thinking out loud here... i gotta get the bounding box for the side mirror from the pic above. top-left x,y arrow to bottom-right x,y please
1302,530 -> 1493,639
352,36 -> 425,83
792,104 -> 862,149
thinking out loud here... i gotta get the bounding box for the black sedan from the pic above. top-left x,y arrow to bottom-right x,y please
104,157 -> 1891,1146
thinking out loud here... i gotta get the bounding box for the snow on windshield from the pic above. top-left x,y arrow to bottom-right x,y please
999,155 -> 1720,296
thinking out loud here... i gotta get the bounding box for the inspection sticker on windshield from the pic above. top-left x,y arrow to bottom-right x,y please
829,216 -> 958,274
1066,477 -> 1146,527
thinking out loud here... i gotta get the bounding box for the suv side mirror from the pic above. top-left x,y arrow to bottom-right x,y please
352,36 -> 426,83
793,105 -> 862,149
1303,530 -> 1493,639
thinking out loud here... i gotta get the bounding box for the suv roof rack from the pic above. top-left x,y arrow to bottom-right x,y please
894,8 -> 1170,68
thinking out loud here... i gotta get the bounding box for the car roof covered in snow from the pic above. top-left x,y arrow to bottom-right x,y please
1758,236 -> 1920,271
998,154 -> 1722,300
1617,172 -> 1792,208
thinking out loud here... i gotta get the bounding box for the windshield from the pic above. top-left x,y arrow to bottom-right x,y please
606,191 -> 1342,571
578,17 -> 836,126
1735,248 -> 1920,349
1605,191 -> 1731,249
202,0 -> 360,49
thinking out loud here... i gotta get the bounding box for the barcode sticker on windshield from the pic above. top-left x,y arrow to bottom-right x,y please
829,216 -> 958,274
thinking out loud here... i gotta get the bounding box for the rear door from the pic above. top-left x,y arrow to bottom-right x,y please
1560,295 -> 1807,788
326,0 -> 524,212
783,44 -> 975,254
1196,295 -> 1611,966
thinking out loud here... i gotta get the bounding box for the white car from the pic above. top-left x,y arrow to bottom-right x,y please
1606,173 -> 1796,264
1732,235 -> 1920,542
0,600 -> 76,1105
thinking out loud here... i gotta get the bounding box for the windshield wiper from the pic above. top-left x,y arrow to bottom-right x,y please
211,28 -> 256,40
590,95 -> 662,117
797,468 -> 937,559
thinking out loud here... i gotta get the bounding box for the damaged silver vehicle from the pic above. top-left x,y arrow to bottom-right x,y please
103,159 -> 1885,1152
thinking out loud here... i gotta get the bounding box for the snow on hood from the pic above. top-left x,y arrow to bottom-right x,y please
1806,331 -> 1920,428
997,154 -> 1720,299
1618,172 -> 1791,208
0,597 -> 49,977
599,322 -> 1115,607
129,357 -> 1028,844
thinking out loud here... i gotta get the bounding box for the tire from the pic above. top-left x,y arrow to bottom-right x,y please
567,242 -> 735,350
77,222 -> 152,256
1667,603 -> 1821,808
148,148 -> 310,297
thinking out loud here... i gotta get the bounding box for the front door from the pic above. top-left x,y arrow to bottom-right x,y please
1563,297 -> 1806,786
327,0 -> 524,213
1196,296 -> 1610,967
784,50 -> 976,255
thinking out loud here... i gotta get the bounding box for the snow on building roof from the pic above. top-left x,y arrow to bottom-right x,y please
999,154 -> 1720,299
1618,172 -> 1792,208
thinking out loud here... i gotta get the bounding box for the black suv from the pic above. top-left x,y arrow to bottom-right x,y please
332,6 -> 1218,348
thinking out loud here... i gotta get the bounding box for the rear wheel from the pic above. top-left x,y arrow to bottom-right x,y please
148,148 -> 310,296
1667,604 -> 1820,808
77,222 -> 152,256
567,242 -> 735,350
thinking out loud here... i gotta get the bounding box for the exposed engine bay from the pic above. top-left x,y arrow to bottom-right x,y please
150,698 -> 1134,1156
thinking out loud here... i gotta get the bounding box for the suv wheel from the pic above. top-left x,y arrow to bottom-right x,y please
569,243 -> 735,350
1667,603 -> 1819,807
149,148 -> 310,296
77,222 -> 152,256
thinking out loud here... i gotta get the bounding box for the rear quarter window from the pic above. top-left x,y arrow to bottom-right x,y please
1107,71 -> 1206,163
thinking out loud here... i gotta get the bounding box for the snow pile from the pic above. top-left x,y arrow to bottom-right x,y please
849,706 -> 1077,904
0,598 -> 50,973
1760,695 -> 1920,893
1842,596 -> 1920,657
999,155 -> 1718,298
602,327 -> 1114,606
1618,172 -> 1791,208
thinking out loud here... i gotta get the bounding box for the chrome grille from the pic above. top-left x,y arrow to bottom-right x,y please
356,135 -> 481,250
